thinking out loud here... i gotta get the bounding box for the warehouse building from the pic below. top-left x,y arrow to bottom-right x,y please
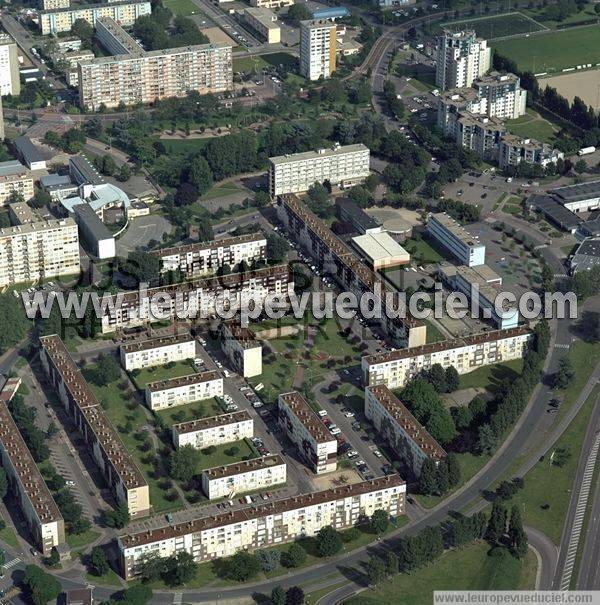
526,194 -> 582,234
145,371 -> 224,411
172,411 -> 254,450
13,136 -> 47,171
120,333 -> 196,371
201,454 -> 287,500
550,180 -> 600,214
569,237 -> 600,274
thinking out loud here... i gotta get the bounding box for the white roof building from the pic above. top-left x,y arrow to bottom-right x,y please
352,231 -> 410,270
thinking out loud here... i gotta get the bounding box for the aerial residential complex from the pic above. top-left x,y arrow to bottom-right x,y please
0,166 -> 34,204
427,212 -> 486,267
145,371 -> 224,411
172,411 -> 254,450
0,34 -> 21,97
0,381 -> 66,556
200,454 -> 287,500
78,18 -> 233,110
498,135 -> 564,171
277,391 -> 338,474
362,326 -> 533,389
39,335 -> 151,518
151,233 -> 267,277
435,30 -> 491,90
299,19 -> 337,80
39,0 -> 151,34
365,385 -> 446,477
219,322 -> 263,378
0,217 -> 80,288
98,264 -> 294,333
119,333 -> 196,371
118,475 -> 405,578
268,144 -> 370,197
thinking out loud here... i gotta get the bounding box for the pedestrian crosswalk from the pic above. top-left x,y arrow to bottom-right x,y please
554,343 -> 570,349
172,593 -> 182,605
2,558 -> 21,571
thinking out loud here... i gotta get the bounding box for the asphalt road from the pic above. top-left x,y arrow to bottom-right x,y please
578,451 -> 600,589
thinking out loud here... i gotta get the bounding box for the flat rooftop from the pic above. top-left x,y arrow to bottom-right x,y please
223,322 -> 261,350
204,454 -> 285,480
41,0 -> 149,14
440,87 -> 480,107
269,144 -> 368,166
352,231 -> 410,262
74,204 -> 114,242
527,194 -> 582,230
278,391 -> 335,444
121,333 -> 194,355
151,232 -> 265,259
428,212 -> 484,249
119,475 -> 404,548
364,325 -> 532,367
335,198 -> 380,232
13,136 -> 45,164
0,159 -> 27,177
173,410 -> 252,435
368,385 -> 446,461
244,7 -> 279,29
0,218 -> 77,238
551,180 -> 600,204
146,371 -> 220,393
70,155 -> 106,186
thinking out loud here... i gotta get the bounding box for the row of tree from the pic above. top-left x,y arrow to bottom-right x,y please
419,454 -> 461,496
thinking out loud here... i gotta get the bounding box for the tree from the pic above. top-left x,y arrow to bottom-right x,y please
103,503 -> 130,529
285,586 -> 305,605
366,555 -> 386,585
287,3 -> 311,25
168,445 -> 200,483
122,584 -> 153,605
445,366 -> 460,392
282,543 -> 307,568
266,233 -> 290,263
70,18 -> 94,46
258,549 -> 281,572
120,250 -> 161,284
426,364 -> 447,393
44,547 -> 60,567
226,551 -> 260,581
486,501 -> 508,544
175,182 -> 199,206
553,356 -> 575,389
508,505 -> 528,558
574,159 -> 588,174
315,526 -> 343,557
0,550 -> 5,567
163,551 -> 197,586
23,565 -> 61,605
31,190 -> 51,209
187,156 -> 213,195
86,354 -> 120,386
117,164 -> 132,182
271,585 -> 286,605
0,468 -> 7,499
445,454 -> 461,488
89,546 -> 110,576
419,458 -> 438,495
0,293 -> 32,354
384,551 -> 399,576
370,509 -> 389,534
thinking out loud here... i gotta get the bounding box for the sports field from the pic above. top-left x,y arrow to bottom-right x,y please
441,12 -> 545,40
492,25 -> 600,73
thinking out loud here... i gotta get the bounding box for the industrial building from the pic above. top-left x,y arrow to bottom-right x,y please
219,322 -> 263,378
118,476 -> 405,578
569,237 -> 600,274
278,391 -> 338,474
352,231 -> 411,270
39,335 -> 151,518
362,326 -> 533,389
550,180 -> 600,214
426,213 -> 486,267
172,411 -> 254,450
144,371 -> 224,411
120,333 -> 196,371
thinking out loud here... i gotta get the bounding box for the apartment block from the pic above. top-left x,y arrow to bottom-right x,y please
473,72 -> 527,120
151,233 -> 267,278
250,0 -> 292,8
0,383 -> 66,556
145,371 -> 224,411
120,333 -> 196,371
172,410 -> 253,450
243,8 -> 280,44
435,30 -> 490,90
118,475 -> 405,578
269,144 -> 370,197
201,454 -> 287,500
40,0 -> 151,34
41,0 -> 71,9
277,391 -> 337,474
365,385 -> 446,477
0,218 -> 80,288
219,322 -> 262,378
39,335 -> 151,518
0,170 -> 34,205
362,326 -> 533,389
427,212 -> 486,267
299,20 -> 337,81
498,135 -> 564,171
277,194 -> 426,348
452,113 -> 506,161
0,34 -> 21,97
78,18 -> 232,110
99,264 -> 293,333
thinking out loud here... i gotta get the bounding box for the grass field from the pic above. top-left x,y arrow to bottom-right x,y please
233,52 -> 297,73
163,0 -> 198,15
130,359 -> 197,390
0,520 -> 19,548
492,25 -> 600,73
154,398 -> 223,426
403,236 -> 445,264
160,138 -> 211,155
442,12 -> 545,40
200,182 -> 242,200
459,358 -> 524,392
343,542 -> 537,605
506,109 -> 559,143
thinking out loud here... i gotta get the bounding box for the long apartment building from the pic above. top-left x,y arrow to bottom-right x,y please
269,144 -> 370,197
435,30 -> 490,90
0,382 -> 66,556
277,194 -> 426,348
243,8 -> 280,44
299,19 -> 337,81
0,218 -> 80,288
201,454 -> 287,500
118,475 -> 405,578
0,170 -> 34,205
362,326 -> 533,389
219,322 -> 262,378
172,410 -> 253,450
365,385 -> 445,477
426,212 -> 486,267
145,371 -> 223,411
98,264 -> 293,333
277,391 -> 337,474
151,233 -> 267,278
39,335 -> 151,518
120,333 -> 196,371
40,0 -> 151,34
250,0 -> 292,8
78,17 -> 232,110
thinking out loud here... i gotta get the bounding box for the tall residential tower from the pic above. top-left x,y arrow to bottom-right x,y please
299,20 -> 337,81
435,30 -> 491,90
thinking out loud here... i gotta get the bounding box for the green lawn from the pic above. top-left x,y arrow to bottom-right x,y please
163,0 -> 199,15
130,359 -> 197,391
160,138 -> 211,155
424,320 -> 445,344
506,109 -> 559,143
200,182 -> 242,201
343,542 -> 537,605
66,529 -> 101,550
0,520 -> 19,548
403,236 -> 445,264
458,359 -> 524,393
492,25 -> 600,73
522,4 -> 599,28
85,568 -> 123,587
233,52 -> 297,73
197,439 -> 258,472
441,12 -> 545,39
154,398 -> 224,426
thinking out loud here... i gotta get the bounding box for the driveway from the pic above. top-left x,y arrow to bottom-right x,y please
116,215 -> 172,256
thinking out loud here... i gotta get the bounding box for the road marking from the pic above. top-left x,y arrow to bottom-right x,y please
554,343 -> 570,349
2,558 -> 21,570
173,593 -> 182,605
